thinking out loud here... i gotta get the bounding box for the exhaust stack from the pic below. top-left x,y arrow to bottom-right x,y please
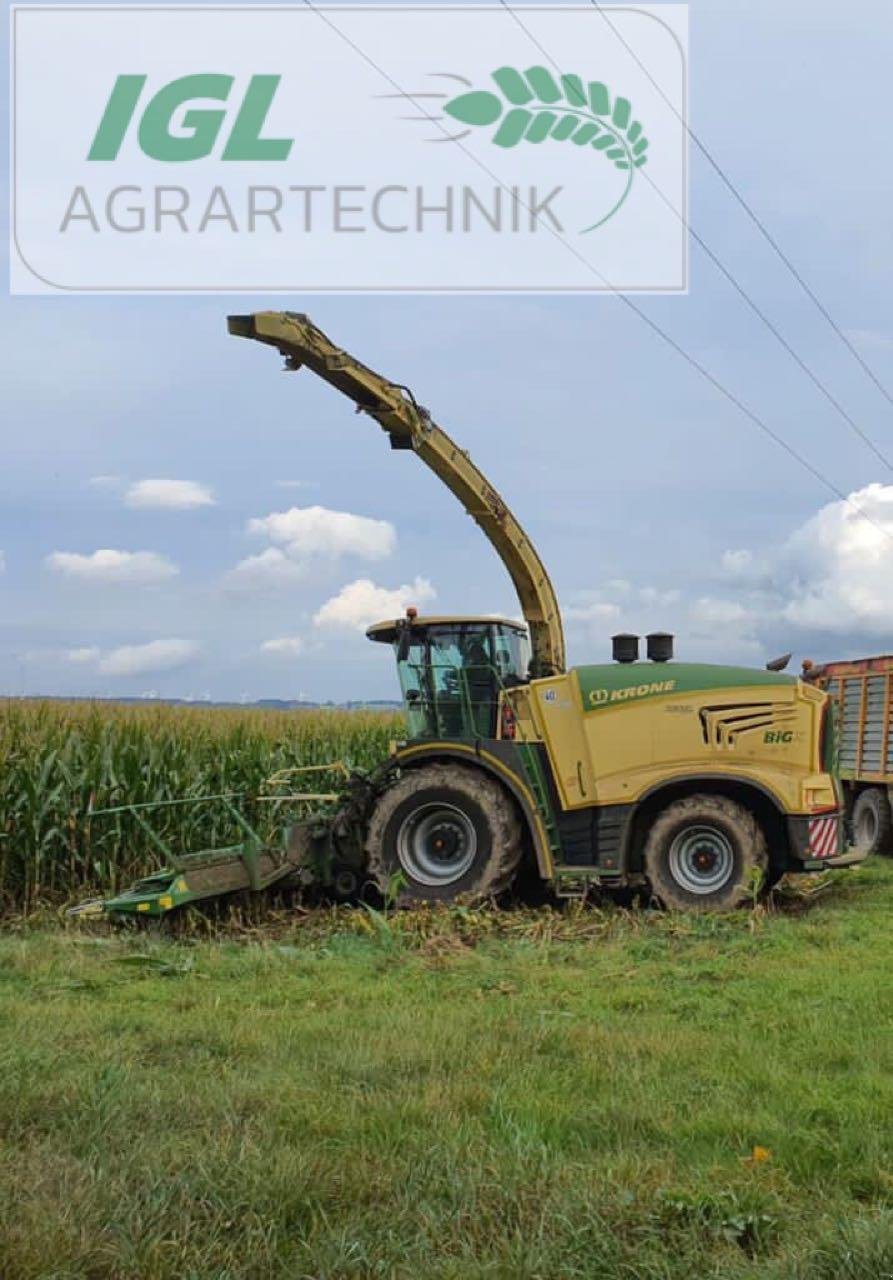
612,634 -> 639,664
646,632 -> 674,663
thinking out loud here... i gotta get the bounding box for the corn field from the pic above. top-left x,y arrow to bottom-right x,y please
0,700 -> 404,913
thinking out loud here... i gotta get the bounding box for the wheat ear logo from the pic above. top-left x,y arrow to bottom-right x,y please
442,66 -> 649,232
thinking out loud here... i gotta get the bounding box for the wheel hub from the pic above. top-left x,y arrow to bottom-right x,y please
667,824 -> 735,895
396,803 -> 477,887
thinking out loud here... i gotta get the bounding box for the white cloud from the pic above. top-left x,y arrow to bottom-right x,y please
564,582 -> 679,630
66,646 -> 101,664
721,548 -> 755,578
225,548 -> 306,589
88,474 -> 123,490
563,601 -> 622,625
562,581 -> 762,665
46,549 -> 178,584
125,479 -> 215,510
555,485 -> 893,667
778,483 -> 893,634
0,550 -> 5,573
99,639 -> 198,676
691,597 -> 752,627
58,638 -> 198,676
276,480 -> 320,490
692,483 -> 893,649
260,636 -> 305,657
563,581 -> 681,636
639,585 -> 681,607
248,505 -> 395,563
229,505 -> 397,590
685,607 -> 762,662
314,576 -> 436,631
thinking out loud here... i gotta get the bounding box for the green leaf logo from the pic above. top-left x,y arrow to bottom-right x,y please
444,66 -> 648,233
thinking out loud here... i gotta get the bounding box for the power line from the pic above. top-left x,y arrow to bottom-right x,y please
587,0 -> 893,413
496,0 -> 892,473
299,0 -> 892,543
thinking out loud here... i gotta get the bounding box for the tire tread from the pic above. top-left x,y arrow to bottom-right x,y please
643,793 -> 767,912
365,764 -> 522,904
852,788 -> 893,856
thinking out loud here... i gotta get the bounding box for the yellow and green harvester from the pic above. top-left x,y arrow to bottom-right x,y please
74,313 -> 861,920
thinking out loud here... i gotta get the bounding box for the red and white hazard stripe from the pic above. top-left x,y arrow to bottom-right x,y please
808,814 -> 839,859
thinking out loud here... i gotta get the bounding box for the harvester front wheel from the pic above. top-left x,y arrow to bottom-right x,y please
365,764 -> 522,905
643,794 -> 767,912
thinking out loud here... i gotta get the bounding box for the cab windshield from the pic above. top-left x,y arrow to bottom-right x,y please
396,623 -> 528,739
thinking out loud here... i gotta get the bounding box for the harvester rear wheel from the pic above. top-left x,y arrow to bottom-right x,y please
643,794 -> 767,912
365,764 -> 522,905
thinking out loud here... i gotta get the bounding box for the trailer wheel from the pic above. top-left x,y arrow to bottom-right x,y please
365,764 -> 522,905
643,794 -> 767,912
852,788 -> 893,856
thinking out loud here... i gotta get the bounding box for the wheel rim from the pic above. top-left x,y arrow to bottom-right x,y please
856,807 -> 877,850
396,802 -> 477,887
667,824 -> 736,895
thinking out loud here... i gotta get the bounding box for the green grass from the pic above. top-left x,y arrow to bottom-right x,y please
1,862 -> 892,1278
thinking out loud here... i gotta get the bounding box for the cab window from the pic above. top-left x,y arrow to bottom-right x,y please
429,625 -> 497,738
394,622 -> 528,740
492,625 -> 530,684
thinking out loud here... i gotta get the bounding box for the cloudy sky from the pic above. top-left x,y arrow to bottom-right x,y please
3,0 -> 893,702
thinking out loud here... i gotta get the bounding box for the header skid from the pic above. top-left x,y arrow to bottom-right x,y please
227,310 -> 565,676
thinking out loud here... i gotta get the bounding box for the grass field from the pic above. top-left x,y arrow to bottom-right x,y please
1,861 -> 892,1278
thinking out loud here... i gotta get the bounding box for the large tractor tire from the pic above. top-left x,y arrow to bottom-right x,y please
852,788 -> 893,857
643,794 -> 767,912
365,764 -> 523,905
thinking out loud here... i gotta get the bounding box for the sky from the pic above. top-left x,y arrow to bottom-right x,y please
3,0 -> 893,703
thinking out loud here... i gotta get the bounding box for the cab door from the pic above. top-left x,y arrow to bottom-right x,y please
528,673 -> 594,810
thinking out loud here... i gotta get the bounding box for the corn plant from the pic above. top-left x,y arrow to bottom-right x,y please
0,700 -> 404,912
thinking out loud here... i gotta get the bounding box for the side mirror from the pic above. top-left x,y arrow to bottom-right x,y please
396,624 -> 412,663
766,653 -> 792,672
